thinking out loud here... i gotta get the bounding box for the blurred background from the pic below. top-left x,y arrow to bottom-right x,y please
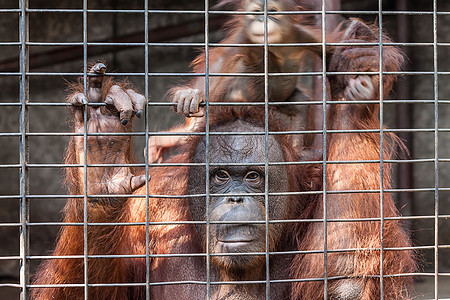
0,0 -> 448,298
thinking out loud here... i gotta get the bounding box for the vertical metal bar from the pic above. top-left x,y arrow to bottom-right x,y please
82,0 -> 89,298
321,0 -> 328,298
263,0 -> 270,298
112,0 -> 118,68
432,0 -> 439,298
395,0 -> 414,232
378,0 -> 385,298
204,0 -> 211,298
19,0 -> 29,299
144,0 -> 150,298
312,0 -> 340,152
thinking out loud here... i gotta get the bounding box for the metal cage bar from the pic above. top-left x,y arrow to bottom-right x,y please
433,0 -> 440,299
82,0 -> 89,298
204,0 -> 212,297
19,0 -> 30,299
144,0 -> 151,298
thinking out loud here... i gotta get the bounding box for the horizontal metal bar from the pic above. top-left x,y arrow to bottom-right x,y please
0,72 -> 21,76
0,283 -> 21,288
1,185 -> 448,201
29,71 -> 450,76
2,71 -> 450,77
6,129 -> 448,138
28,283 -> 86,288
1,215 -> 449,230
24,272 -> 435,289
20,189 -> 430,198
20,245 -> 440,261
1,99 -> 447,108
1,127 -> 448,137
213,42 -> 450,47
0,256 -> 21,260
0,42 -> 21,46
0,70 -> 446,77
0,247 -> 447,264
0,157 -> 440,169
0,9 -> 446,15
3,41 -> 450,48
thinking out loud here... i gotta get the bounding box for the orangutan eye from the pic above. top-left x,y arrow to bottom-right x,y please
246,1 -> 262,14
245,171 -> 261,182
215,170 -> 230,182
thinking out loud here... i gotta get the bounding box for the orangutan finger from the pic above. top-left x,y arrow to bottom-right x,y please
131,174 -> 150,191
126,89 -> 146,118
68,92 -> 88,106
105,85 -> 133,125
190,89 -> 203,114
87,63 -> 106,102
174,90 -> 185,116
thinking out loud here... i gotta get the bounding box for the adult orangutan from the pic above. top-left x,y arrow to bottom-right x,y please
31,58 -> 414,300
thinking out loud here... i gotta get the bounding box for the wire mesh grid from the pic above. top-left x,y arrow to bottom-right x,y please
0,0 -> 449,299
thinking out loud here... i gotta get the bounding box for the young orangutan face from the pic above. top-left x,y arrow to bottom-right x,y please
244,0 -> 296,44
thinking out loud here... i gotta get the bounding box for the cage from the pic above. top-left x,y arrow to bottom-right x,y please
0,0 -> 449,299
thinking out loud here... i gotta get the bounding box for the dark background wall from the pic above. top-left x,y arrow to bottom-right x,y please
0,0 -> 448,299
